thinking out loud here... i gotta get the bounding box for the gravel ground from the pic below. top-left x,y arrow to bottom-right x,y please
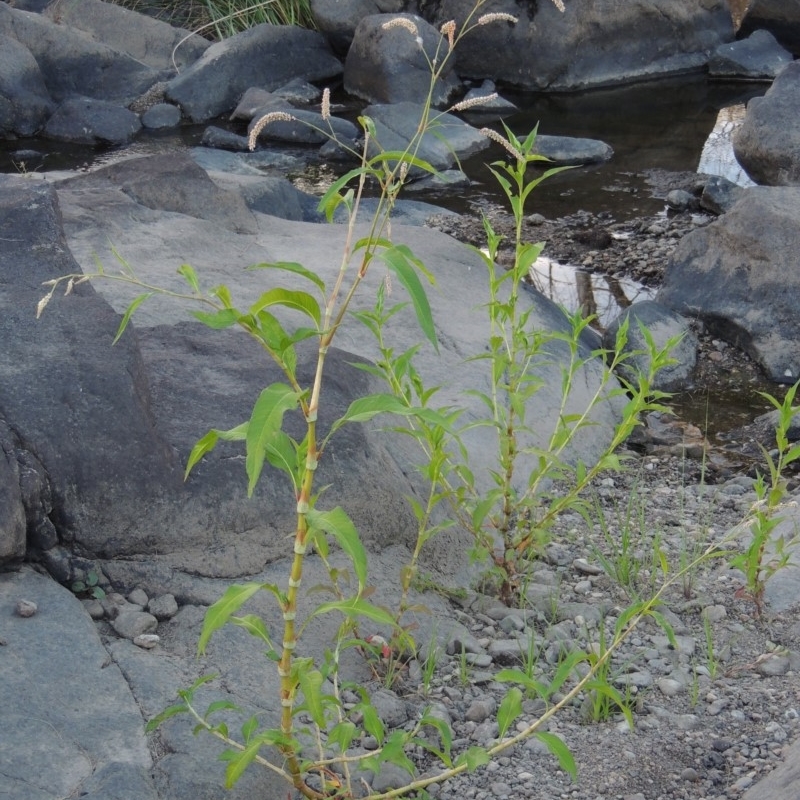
361,184 -> 800,800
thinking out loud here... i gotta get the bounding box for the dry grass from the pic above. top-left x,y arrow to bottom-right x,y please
105,0 -> 315,38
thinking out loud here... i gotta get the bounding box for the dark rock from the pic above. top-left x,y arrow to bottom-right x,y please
0,3 -> 164,104
237,176 -> 319,221
200,125 -> 252,152
141,103 -> 181,130
420,0 -> 733,91
362,101 -> 488,172
459,80 -> 518,117
533,134 -> 614,166
733,61 -> 800,186
273,77 -> 322,106
229,88 -> 285,121
0,567 -> 160,799
657,186 -> 800,383
708,29 -> 793,80
738,0 -> 800,56
148,594 -> 178,620
43,97 -> 142,145
0,424 -> 25,564
344,13 -> 461,105
311,0 -> 405,53
248,106 -> 360,146
665,188 -> 698,211
0,33 -> 54,136
165,24 -> 342,123
59,152 -> 258,234
42,0 -> 209,72
602,300 -> 698,392
700,175 -> 744,214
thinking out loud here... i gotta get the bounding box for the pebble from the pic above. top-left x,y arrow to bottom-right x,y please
15,599 -> 37,617
147,593 -> 178,620
756,654 -> 791,677
111,611 -> 158,640
133,633 -> 160,649
127,587 -> 149,607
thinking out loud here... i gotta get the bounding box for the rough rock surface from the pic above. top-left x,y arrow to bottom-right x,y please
165,24 -> 343,122
344,13 -> 461,105
708,29 -> 793,80
421,0 -> 734,90
0,32 -> 54,136
733,61 -> 800,186
738,0 -> 800,55
656,186 -> 800,384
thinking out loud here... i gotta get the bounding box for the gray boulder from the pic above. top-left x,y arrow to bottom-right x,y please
165,24 -> 342,122
0,33 -> 54,136
344,13 -> 461,106
708,29 -> 793,80
0,2 -> 164,104
733,61 -> 800,186
602,301 -> 698,392
700,175 -> 745,215
362,101 -> 489,171
141,103 -> 181,130
657,186 -> 800,383
420,0 -> 734,90
311,0 -> 404,52
42,0 -> 210,72
248,105 -> 360,146
0,421 -> 26,563
3,153 -> 625,579
59,152 -> 258,234
534,134 -> 614,166
43,96 -> 142,145
0,567 -> 158,799
738,0 -> 800,56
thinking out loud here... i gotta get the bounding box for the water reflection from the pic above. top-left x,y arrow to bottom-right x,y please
529,256 -> 654,329
696,104 -> 756,187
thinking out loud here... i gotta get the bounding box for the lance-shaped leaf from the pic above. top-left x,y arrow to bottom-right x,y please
199,583 -> 287,655
113,292 -> 153,344
247,260 -> 326,295
380,245 -> 438,351
245,384 -> 302,496
297,668 -> 326,728
497,687 -> 523,738
306,507 -> 367,591
185,422 -> 248,480
249,288 -> 322,329
310,597 -> 396,627
536,731 -> 577,779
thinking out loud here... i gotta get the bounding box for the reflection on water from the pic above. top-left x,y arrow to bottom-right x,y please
696,104 -> 756,187
529,255 -> 654,329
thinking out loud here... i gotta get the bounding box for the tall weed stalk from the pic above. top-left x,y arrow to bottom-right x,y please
37,2 -> 705,796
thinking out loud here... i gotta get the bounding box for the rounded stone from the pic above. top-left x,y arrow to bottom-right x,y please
111,611 -> 158,640
15,599 -> 37,617
147,593 -> 179,620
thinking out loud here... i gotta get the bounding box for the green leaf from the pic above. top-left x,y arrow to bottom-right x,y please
204,699 -> 240,719
306,507 -> 367,591
198,583 -> 264,655
297,669 -> 326,728
536,731 -> 577,779
247,260 -> 326,295
245,384 -> 301,496
177,263 -> 201,293
327,720 -> 357,753
360,702 -> 385,745
497,687 -> 523,738
495,668 -> 548,698
113,292 -> 153,344
224,738 -> 262,789
380,245 -> 438,351
249,288 -> 321,328
229,614 -> 274,648
328,393 -> 411,439
191,308 -> 239,329
184,423 -> 248,480
454,746 -> 490,772
310,597 -> 396,627
145,702 -> 188,732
